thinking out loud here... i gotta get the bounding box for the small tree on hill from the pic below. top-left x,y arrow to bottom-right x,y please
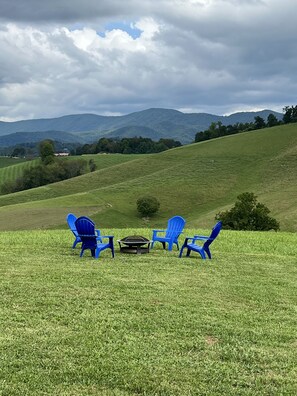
39,139 -> 55,165
254,116 -> 266,129
89,159 -> 97,172
215,192 -> 280,231
137,196 -> 160,217
267,113 -> 279,127
283,105 -> 297,124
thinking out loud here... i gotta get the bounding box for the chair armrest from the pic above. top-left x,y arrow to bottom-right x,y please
183,235 -> 213,245
193,236 -> 214,242
101,235 -> 114,239
95,229 -> 101,236
183,236 -> 195,243
152,229 -> 165,237
193,235 -> 209,239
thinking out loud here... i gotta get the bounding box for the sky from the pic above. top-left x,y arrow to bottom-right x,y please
0,0 -> 296,121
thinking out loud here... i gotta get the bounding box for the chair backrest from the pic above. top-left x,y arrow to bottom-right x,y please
75,216 -> 96,236
75,216 -> 97,249
67,213 -> 78,236
203,221 -> 222,248
165,216 -> 186,239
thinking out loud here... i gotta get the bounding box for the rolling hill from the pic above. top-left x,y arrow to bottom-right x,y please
0,108 -> 282,146
0,123 -> 296,232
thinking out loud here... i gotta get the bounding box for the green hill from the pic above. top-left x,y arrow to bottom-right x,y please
0,123 -> 296,231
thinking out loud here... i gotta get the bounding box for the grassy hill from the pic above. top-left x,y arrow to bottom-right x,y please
0,158 -> 38,184
0,123 -> 297,231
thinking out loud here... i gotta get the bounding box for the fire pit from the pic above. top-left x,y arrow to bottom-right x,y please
117,235 -> 152,254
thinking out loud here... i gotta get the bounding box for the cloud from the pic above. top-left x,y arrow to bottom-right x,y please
0,0 -> 296,120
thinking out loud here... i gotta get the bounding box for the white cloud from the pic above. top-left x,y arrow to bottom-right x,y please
0,0 -> 296,120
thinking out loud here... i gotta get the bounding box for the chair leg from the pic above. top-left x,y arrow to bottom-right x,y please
111,245 -> 115,258
161,242 -> 166,250
199,250 -> 207,260
73,238 -> 79,249
179,247 -> 183,258
204,247 -> 211,259
186,248 -> 191,257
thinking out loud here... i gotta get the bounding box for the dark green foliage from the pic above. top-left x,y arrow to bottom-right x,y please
11,147 -> 26,157
267,113 -> 279,127
195,121 -> 254,142
194,108 -> 292,143
283,105 -> 297,124
254,116 -> 266,129
137,196 -> 160,217
75,137 -> 182,155
39,140 -> 55,165
216,192 -> 280,231
1,156 -> 87,194
89,159 -> 97,172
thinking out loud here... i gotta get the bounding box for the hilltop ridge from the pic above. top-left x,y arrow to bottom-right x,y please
0,108 -> 282,146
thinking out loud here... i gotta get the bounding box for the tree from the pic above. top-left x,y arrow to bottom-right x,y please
39,140 -> 55,165
283,105 -> 297,124
267,113 -> 279,127
136,196 -> 160,217
89,159 -> 97,172
11,147 -> 26,157
215,192 -> 280,231
254,116 -> 266,129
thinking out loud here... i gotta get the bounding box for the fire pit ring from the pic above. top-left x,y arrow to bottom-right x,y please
117,235 -> 152,254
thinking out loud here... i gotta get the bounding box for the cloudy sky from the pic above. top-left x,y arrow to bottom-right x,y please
0,0 -> 296,121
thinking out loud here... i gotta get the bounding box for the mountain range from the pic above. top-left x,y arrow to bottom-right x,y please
0,108 -> 283,147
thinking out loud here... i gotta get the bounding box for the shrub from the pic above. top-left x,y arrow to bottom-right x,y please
137,196 -> 160,217
215,192 -> 280,231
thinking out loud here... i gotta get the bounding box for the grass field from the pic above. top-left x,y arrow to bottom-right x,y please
0,228 -> 296,395
0,157 -> 38,184
0,123 -> 297,232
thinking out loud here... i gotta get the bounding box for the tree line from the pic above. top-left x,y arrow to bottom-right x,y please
1,140 -> 89,195
74,137 -> 182,155
195,105 -> 297,143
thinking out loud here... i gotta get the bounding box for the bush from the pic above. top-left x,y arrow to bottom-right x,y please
215,192 -> 280,231
137,196 -> 160,217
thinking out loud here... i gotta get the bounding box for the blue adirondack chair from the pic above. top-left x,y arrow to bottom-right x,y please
66,213 -> 102,249
66,213 -> 82,248
151,216 -> 186,251
75,216 -> 114,259
179,221 -> 222,260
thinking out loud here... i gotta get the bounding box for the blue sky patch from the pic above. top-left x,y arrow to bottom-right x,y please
99,21 -> 142,39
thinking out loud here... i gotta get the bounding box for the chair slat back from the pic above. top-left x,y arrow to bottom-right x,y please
67,213 -> 78,236
165,216 -> 186,238
203,221 -> 222,249
75,216 -> 96,236
75,216 -> 97,250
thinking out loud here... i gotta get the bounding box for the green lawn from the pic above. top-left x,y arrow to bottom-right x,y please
0,228 -> 296,395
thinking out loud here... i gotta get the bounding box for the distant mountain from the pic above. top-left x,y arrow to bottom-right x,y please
0,108 -> 283,146
0,130 -> 86,147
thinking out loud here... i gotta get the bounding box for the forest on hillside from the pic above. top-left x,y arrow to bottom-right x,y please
195,105 -> 297,143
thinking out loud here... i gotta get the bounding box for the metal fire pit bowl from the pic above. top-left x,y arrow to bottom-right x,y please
117,235 -> 152,254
